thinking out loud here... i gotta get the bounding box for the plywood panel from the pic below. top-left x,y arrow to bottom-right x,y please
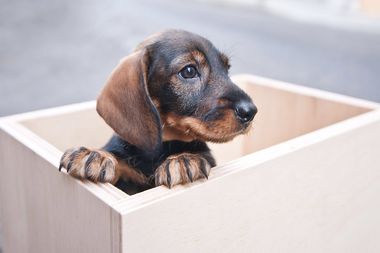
15,74 -> 376,189
0,74 -> 379,253
118,112 -> 380,253
232,75 -> 373,160
0,128 -> 121,253
21,108 -> 113,152
18,76 -> 375,165
211,75 -> 374,164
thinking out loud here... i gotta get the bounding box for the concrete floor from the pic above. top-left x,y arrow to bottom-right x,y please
1,0 -> 380,117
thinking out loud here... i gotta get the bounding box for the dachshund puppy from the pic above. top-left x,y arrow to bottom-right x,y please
59,29 -> 257,191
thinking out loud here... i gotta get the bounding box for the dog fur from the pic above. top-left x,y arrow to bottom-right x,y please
59,29 -> 257,193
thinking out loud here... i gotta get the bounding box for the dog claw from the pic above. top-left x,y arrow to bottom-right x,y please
183,158 -> 193,182
99,168 -> 106,182
199,158 -> 209,179
165,161 -> 172,188
66,160 -> 73,173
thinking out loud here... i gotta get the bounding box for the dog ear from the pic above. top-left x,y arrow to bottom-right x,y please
96,49 -> 162,152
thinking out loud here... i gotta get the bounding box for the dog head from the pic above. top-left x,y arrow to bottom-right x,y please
97,30 -> 257,153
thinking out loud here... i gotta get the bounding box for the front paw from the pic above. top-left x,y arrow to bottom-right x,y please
155,153 -> 212,188
59,147 -> 117,183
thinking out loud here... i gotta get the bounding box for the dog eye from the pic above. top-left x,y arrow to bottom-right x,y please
179,65 -> 198,79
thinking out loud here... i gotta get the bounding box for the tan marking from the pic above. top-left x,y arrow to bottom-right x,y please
177,157 -> 189,183
169,159 -> 183,186
60,148 -> 151,185
161,111 -> 252,143
117,161 -> 149,185
154,153 -> 211,188
171,54 -> 197,68
155,160 -> 169,186
191,50 -> 207,66
162,124 -> 195,142
60,148 -> 117,183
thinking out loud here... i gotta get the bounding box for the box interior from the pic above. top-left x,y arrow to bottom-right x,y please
19,80 -> 372,165
16,77 -> 373,195
2,75 -> 379,253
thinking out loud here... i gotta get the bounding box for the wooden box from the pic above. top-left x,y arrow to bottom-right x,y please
1,75 -> 380,253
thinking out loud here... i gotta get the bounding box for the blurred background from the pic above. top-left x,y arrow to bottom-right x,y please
1,0 -> 380,118
0,0 -> 380,250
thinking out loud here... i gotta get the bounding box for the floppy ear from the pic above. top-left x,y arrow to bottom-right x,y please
96,50 -> 162,152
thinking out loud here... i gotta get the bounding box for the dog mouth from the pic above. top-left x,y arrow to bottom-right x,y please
192,117 -> 253,142
189,123 -> 252,143
162,110 -> 253,143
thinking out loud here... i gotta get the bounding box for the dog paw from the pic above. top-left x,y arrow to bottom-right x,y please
59,147 -> 117,183
155,153 -> 212,188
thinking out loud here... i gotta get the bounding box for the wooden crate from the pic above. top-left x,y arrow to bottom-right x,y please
1,75 -> 380,253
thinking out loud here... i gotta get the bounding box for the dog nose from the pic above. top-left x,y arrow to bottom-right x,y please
235,101 -> 257,123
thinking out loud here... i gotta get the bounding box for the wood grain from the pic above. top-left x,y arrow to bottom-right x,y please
1,74 -> 379,253
0,125 -> 123,253
119,111 -> 380,253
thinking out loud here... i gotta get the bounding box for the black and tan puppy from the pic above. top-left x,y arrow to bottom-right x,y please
59,30 -> 257,190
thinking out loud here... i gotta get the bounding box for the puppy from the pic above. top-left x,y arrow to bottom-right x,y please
59,29 -> 257,191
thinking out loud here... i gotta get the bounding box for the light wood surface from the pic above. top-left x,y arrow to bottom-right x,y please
20,104 -> 114,152
1,74 -> 379,253
118,110 -> 380,253
210,75 -> 374,164
0,122 -> 123,253
15,75 -> 375,165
